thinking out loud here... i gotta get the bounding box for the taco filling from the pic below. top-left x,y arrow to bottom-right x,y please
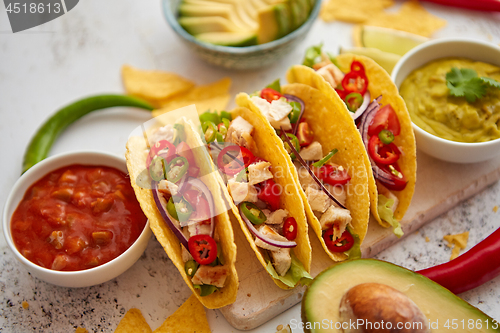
146,124 -> 228,296
246,82 -> 359,255
304,46 -> 407,236
201,111 -> 310,282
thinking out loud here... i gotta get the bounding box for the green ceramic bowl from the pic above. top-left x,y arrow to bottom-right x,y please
163,0 -> 321,70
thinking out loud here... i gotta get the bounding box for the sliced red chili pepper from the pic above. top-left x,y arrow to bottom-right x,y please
260,88 -> 283,103
217,145 -> 255,175
376,162 -> 407,191
188,234 -> 217,265
146,140 -> 175,169
257,179 -> 281,211
297,122 -> 314,147
323,229 -> 354,252
283,217 -> 298,240
368,135 -> 400,165
335,88 -> 348,100
314,164 -> 351,186
350,61 -> 365,73
341,71 -> 368,96
176,141 -> 196,167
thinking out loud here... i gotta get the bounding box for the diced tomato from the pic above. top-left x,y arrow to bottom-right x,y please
283,217 -> 298,240
368,104 -> 401,136
297,122 -> 314,147
257,179 -> 281,211
368,136 -> 400,165
314,164 -> 351,186
260,88 -> 283,103
176,141 -> 196,167
184,189 -> 211,221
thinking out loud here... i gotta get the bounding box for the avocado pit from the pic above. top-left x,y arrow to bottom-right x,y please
339,283 -> 429,333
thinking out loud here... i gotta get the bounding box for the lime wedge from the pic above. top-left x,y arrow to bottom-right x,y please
358,25 -> 428,56
339,47 -> 401,74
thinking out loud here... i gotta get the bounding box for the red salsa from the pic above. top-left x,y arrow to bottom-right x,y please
11,164 -> 147,271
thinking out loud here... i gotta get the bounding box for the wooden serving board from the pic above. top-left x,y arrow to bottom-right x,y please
219,151 -> 500,330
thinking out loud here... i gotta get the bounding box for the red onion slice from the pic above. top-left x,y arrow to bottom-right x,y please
358,96 -> 397,187
152,181 -> 189,249
350,91 -> 371,121
283,94 -> 305,136
281,128 -> 347,210
239,205 -> 297,248
184,177 -> 216,238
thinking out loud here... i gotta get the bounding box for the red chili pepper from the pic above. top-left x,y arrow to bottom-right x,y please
260,88 -> 283,103
350,61 -> 365,73
188,234 -> 217,265
417,227 -> 500,294
257,179 -> 281,211
146,140 -> 175,168
341,71 -> 368,96
283,217 -> 298,240
217,145 -> 255,175
323,229 -> 354,252
421,0 -> 500,12
314,164 -> 351,186
368,135 -> 400,165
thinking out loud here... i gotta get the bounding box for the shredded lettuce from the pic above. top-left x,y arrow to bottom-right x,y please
344,227 -> 361,259
193,284 -> 218,297
378,194 -> 403,237
302,43 -> 324,68
266,79 -> 281,93
266,251 -> 312,288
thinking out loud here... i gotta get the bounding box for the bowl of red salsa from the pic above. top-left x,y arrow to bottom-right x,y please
3,151 -> 151,288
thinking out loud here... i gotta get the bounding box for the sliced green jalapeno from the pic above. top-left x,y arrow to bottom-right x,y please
240,202 -> 267,225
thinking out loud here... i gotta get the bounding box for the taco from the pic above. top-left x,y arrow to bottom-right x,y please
235,81 -> 370,262
287,48 -> 417,236
125,115 -> 238,309
199,107 -> 312,289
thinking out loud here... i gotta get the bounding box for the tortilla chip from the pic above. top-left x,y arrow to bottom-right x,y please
320,0 -> 394,23
218,105 -> 312,288
75,328 -> 88,333
152,78 -> 231,117
153,295 -> 211,333
237,88 -> 370,262
365,1 -> 446,37
122,65 -> 195,107
125,118 -> 238,309
114,309 -> 152,333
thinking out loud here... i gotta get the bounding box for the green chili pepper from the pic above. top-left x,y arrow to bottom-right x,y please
281,133 -> 300,160
202,121 -> 217,143
378,129 -> 395,144
218,123 -> 228,137
173,123 -> 186,145
266,79 -> 281,93
193,284 -> 218,297
216,242 -> 224,265
185,260 -> 199,277
312,148 -> 339,168
166,156 -> 189,183
222,118 -> 230,129
345,92 -> 364,112
216,132 -> 224,143
22,94 -> 153,174
149,156 -> 167,181
167,196 -> 193,222
235,167 -> 248,182
220,111 -> 232,122
240,202 -> 267,225
199,111 -> 220,125
288,101 -> 301,124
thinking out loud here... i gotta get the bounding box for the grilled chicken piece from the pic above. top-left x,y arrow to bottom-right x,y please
305,186 -> 330,213
226,116 -> 257,152
149,124 -> 174,145
191,265 -> 228,288
320,206 -> 352,239
324,183 -> 347,207
158,179 -> 178,197
251,96 -> 292,130
255,225 -> 289,252
299,141 -> 323,161
263,209 -> 289,225
270,248 -> 292,276
248,161 -> 273,185
228,178 -> 258,203
295,163 -> 316,190
316,64 -> 345,88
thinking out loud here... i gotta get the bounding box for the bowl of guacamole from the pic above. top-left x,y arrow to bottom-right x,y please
392,38 -> 500,164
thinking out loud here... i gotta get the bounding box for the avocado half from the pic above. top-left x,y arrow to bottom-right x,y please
302,259 -> 499,333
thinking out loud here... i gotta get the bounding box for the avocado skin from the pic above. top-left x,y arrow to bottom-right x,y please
301,259 -> 500,333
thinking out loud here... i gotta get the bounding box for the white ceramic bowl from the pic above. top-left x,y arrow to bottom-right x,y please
3,151 -> 151,288
391,38 -> 500,164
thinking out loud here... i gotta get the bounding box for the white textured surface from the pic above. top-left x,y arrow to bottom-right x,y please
0,1 -> 499,332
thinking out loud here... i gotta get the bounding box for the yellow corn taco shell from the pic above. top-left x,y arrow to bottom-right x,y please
125,118 -> 238,309
236,89 -> 370,262
286,58 -> 416,227
219,106 -> 312,289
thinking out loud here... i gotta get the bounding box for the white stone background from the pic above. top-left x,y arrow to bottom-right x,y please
0,0 -> 499,332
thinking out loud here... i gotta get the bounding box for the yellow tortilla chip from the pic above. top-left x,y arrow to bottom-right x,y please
320,0 -> 394,23
365,0 -> 446,37
153,295 -> 211,333
126,118 -> 238,309
75,328 -> 88,333
236,88 -> 370,262
444,231 -> 469,261
218,105 -> 312,288
152,78 -> 231,117
122,65 -> 195,107
114,308 -> 152,333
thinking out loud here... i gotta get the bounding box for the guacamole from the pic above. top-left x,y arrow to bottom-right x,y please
400,58 -> 500,143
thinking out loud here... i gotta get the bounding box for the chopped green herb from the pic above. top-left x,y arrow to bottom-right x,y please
446,67 -> 500,103
312,148 -> 338,167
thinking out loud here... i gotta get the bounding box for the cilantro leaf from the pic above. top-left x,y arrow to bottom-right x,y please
446,67 -> 486,103
480,76 -> 500,90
